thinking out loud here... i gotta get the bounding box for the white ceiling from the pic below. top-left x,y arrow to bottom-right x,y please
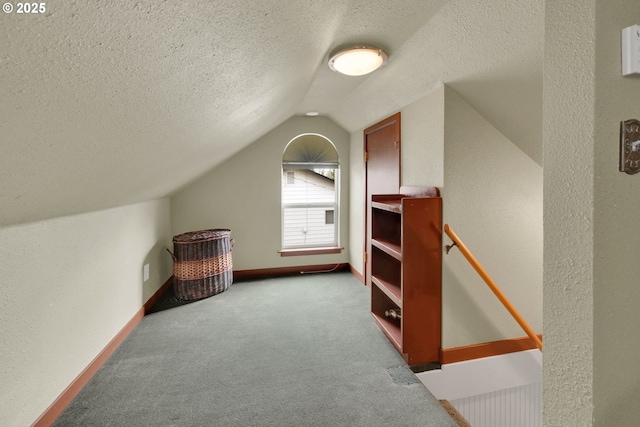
0,0 -> 543,228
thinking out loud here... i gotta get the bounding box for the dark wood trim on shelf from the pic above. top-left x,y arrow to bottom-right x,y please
371,239 -> 402,260
369,191 -> 442,367
233,263 -> 349,280
278,246 -> 343,257
31,276 -> 173,427
371,199 -> 402,214
372,313 -> 403,352
440,334 -> 543,365
371,276 -> 401,307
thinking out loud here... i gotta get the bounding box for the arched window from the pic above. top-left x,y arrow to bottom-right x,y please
281,134 -> 339,250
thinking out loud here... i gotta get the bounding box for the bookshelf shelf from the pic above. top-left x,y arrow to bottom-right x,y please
369,190 -> 442,367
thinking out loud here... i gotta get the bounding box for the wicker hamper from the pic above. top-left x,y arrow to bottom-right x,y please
167,229 -> 233,301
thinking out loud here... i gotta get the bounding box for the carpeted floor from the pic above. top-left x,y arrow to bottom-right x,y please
52,272 -> 458,426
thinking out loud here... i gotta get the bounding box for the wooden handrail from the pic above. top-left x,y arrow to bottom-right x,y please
444,224 -> 543,352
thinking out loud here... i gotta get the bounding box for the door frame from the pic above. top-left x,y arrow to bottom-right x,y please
363,112 -> 401,286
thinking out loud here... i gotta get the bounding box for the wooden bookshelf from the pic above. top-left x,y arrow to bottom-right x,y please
370,189 -> 442,367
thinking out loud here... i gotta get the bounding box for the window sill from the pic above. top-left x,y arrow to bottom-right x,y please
279,246 -> 344,257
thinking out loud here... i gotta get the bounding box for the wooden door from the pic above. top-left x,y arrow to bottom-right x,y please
364,112 -> 401,286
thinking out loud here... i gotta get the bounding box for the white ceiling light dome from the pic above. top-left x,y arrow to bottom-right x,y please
328,46 -> 388,76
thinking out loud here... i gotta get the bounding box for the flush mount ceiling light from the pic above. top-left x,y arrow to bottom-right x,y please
328,46 -> 388,76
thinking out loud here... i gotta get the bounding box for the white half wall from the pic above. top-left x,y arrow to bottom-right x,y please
418,350 -> 542,401
0,199 -> 172,426
170,115 -> 350,271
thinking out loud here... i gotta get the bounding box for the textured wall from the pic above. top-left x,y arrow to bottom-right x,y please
170,116 -> 350,271
591,0 -> 640,424
544,1 -> 596,424
544,1 -> 640,425
0,199 -> 172,426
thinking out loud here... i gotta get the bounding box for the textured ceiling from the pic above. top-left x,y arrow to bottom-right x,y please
0,0 -> 543,228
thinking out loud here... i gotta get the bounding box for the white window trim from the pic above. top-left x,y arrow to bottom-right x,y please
280,169 -> 340,250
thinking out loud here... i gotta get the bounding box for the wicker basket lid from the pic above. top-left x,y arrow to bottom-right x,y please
173,229 -> 231,243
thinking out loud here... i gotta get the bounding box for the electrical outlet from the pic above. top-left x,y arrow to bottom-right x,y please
143,263 -> 150,282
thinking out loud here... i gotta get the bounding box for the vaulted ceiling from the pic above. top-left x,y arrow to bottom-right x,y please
0,0 -> 543,228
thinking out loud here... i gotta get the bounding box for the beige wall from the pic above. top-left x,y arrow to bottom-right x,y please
0,199 -> 172,426
170,115 -> 350,271
544,1 -> 640,425
401,86 -> 445,189
442,86 -> 542,348
349,84 -> 542,349
348,88 -> 446,277
348,129 -> 366,275
544,2 -> 596,423
592,1 -> 640,423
